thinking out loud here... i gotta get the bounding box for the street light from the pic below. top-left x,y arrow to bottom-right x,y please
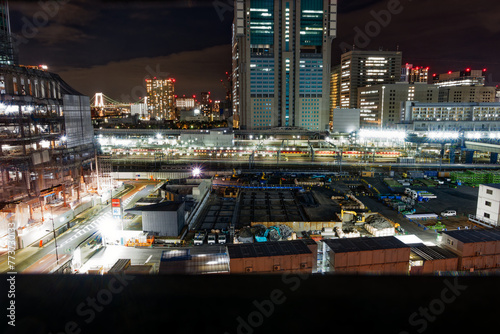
45,210 -> 59,265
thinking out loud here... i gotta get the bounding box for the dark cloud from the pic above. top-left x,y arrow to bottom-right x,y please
58,44 -> 232,101
7,0 -> 500,103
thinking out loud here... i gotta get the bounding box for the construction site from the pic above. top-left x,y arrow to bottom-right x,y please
0,64 -> 97,250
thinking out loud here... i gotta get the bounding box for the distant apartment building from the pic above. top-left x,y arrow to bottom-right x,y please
438,86 -> 496,103
433,69 -> 486,87
357,83 -> 438,128
146,78 -> 176,120
176,97 -> 196,110
401,64 -> 429,84
340,50 -> 402,109
232,0 -> 337,131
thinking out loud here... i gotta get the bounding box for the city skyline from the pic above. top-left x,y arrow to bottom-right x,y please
8,0 -> 500,102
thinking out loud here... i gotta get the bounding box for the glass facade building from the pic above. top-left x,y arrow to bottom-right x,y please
233,0 -> 337,131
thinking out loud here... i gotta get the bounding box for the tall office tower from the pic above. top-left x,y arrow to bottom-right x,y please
401,64 -> 429,84
340,50 -> 402,109
329,64 -> 341,129
146,78 -> 176,120
200,91 -> 212,117
0,1 -> 15,65
232,0 -> 337,131
433,69 -> 486,87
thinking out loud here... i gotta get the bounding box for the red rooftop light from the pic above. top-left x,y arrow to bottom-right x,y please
466,68 -> 471,72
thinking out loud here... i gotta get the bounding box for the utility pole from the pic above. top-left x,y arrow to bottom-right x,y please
50,208 -> 59,265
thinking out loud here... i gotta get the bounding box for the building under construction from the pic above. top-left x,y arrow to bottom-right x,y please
0,63 -> 96,248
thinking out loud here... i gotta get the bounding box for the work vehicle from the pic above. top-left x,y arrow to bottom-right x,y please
441,210 -> 457,217
207,233 -> 216,245
218,234 -> 227,244
194,232 -> 206,245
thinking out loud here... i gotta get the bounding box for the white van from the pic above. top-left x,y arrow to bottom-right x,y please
440,210 -> 457,217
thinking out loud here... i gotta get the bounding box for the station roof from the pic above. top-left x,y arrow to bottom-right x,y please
227,240 -> 312,259
323,236 -> 409,253
442,228 -> 500,243
409,244 -> 458,261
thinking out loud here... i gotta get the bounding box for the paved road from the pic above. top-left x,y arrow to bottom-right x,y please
0,181 -> 157,274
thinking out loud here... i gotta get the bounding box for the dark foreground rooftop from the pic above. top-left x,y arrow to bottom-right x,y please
323,236 -> 409,253
443,228 -> 500,243
227,240 -> 311,259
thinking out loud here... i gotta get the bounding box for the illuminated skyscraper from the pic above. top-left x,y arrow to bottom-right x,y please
0,0 -> 16,65
340,50 -> 402,109
401,64 -> 429,84
146,78 -> 176,120
232,0 -> 337,131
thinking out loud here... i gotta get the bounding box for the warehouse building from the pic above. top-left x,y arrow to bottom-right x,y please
322,236 -> 410,274
227,240 -> 313,274
409,244 -> 459,275
441,228 -> 500,272
128,201 -> 185,237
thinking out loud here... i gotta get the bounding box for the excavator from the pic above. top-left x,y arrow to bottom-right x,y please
340,210 -> 366,223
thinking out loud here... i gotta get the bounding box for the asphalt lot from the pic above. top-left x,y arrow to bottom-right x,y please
358,184 -> 480,243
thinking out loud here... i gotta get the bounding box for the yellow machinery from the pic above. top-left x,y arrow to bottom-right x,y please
341,210 -> 366,223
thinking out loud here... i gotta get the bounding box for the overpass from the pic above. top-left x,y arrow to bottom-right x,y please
464,141 -> 500,164
465,141 -> 500,154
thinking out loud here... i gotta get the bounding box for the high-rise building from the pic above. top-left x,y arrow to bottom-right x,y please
401,64 -> 429,84
200,92 -> 212,117
329,64 -> 341,129
0,1 -> 16,65
146,78 -> 176,120
357,83 -> 439,128
433,69 -> 486,87
176,96 -> 196,110
340,50 -> 402,109
232,0 -> 337,131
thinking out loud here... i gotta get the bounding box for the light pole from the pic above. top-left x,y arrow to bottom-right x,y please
46,208 -> 59,265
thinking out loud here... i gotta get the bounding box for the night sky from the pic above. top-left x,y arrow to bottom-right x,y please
9,0 -> 500,102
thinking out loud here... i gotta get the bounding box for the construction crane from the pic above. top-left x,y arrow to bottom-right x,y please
340,210 -> 366,223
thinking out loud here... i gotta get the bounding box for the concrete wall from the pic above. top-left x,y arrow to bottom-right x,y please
229,254 -> 313,274
329,248 -> 410,274
332,108 -> 360,133
142,203 -> 185,237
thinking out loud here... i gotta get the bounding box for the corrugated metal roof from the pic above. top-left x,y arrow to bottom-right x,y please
227,240 -> 312,259
323,236 -> 409,253
443,228 -> 500,243
108,259 -> 131,273
127,201 -> 183,212
409,244 -> 458,261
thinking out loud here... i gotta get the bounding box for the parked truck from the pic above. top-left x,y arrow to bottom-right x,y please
207,234 -> 216,245
194,232 -> 206,246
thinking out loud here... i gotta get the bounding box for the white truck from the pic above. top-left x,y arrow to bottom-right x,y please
194,232 -> 206,246
218,234 -> 227,244
207,233 -> 216,245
